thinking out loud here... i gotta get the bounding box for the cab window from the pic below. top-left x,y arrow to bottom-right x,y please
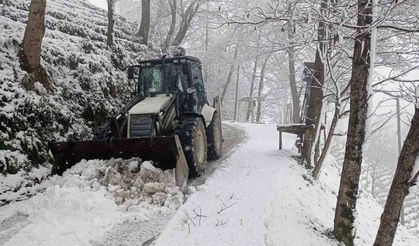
190,62 -> 206,108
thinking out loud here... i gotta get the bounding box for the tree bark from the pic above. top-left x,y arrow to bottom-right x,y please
19,0 -> 50,91
374,108 -> 419,246
333,1 -> 375,245
107,0 -> 115,47
301,0 -> 327,168
21,0 -> 46,73
256,55 -> 270,123
138,0 -> 151,44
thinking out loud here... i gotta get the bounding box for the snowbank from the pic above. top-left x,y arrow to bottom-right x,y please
0,158 -> 184,245
0,165 -> 49,206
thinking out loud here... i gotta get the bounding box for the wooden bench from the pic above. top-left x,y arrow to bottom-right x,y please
276,124 -> 313,152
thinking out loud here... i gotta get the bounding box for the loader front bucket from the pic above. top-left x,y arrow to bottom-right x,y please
48,136 -> 189,187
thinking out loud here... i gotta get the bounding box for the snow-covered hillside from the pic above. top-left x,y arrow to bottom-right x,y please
0,0 -> 156,176
1,123 -> 418,245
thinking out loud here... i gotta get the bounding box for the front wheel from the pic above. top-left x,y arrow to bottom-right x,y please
178,118 -> 208,177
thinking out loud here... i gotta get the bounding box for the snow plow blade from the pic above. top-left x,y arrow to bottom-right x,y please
48,136 -> 189,187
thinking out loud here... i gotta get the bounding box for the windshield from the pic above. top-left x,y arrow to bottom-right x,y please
138,63 -> 188,96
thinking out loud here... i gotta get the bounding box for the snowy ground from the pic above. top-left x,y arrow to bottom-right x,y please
0,158 -> 184,246
0,124 -> 243,246
1,123 -> 419,246
155,123 -> 419,246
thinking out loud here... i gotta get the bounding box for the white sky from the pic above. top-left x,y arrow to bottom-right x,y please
88,0 -> 107,10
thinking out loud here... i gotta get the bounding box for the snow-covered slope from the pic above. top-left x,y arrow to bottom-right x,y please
154,123 -> 419,246
0,0 -> 156,176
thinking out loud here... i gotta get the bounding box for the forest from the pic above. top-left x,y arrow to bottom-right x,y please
0,0 -> 419,245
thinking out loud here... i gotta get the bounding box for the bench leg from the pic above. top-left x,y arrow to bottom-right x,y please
279,131 -> 282,150
297,133 -> 302,153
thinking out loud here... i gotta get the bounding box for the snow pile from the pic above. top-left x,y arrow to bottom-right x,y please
0,167 -> 124,245
100,158 -> 184,208
0,158 -> 184,245
154,123 -> 419,246
59,158 -> 184,209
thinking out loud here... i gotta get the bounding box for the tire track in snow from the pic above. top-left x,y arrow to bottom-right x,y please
0,212 -> 30,245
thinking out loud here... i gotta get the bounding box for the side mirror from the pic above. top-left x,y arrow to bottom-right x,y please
127,67 -> 134,80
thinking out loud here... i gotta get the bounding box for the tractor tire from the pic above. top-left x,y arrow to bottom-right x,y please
206,112 -> 222,160
178,118 -> 207,177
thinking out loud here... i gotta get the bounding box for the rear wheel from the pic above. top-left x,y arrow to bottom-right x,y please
178,118 -> 207,177
206,112 -> 222,160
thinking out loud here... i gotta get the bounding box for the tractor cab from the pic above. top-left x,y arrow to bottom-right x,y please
128,56 -> 207,112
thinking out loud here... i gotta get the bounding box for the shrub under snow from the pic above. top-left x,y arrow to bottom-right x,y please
0,0 -> 157,174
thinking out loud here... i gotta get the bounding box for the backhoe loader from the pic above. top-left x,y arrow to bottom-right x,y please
49,51 -> 222,187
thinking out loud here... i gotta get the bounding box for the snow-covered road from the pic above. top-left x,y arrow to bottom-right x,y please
153,123 -> 316,246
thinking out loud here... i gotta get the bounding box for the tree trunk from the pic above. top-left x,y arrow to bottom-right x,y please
288,47 -> 300,123
333,1 -> 375,245
138,0 -> 151,44
203,1 -> 209,84
172,2 -> 199,46
246,34 -> 261,122
371,165 -> 376,198
19,0 -> 50,91
313,102 -> 339,178
220,46 -> 239,104
163,0 -> 177,51
21,0 -> 46,73
374,107 -> 419,246
234,65 -> 240,121
287,3 -> 300,123
301,0 -> 327,167
256,55 -> 270,123
107,0 -> 115,47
